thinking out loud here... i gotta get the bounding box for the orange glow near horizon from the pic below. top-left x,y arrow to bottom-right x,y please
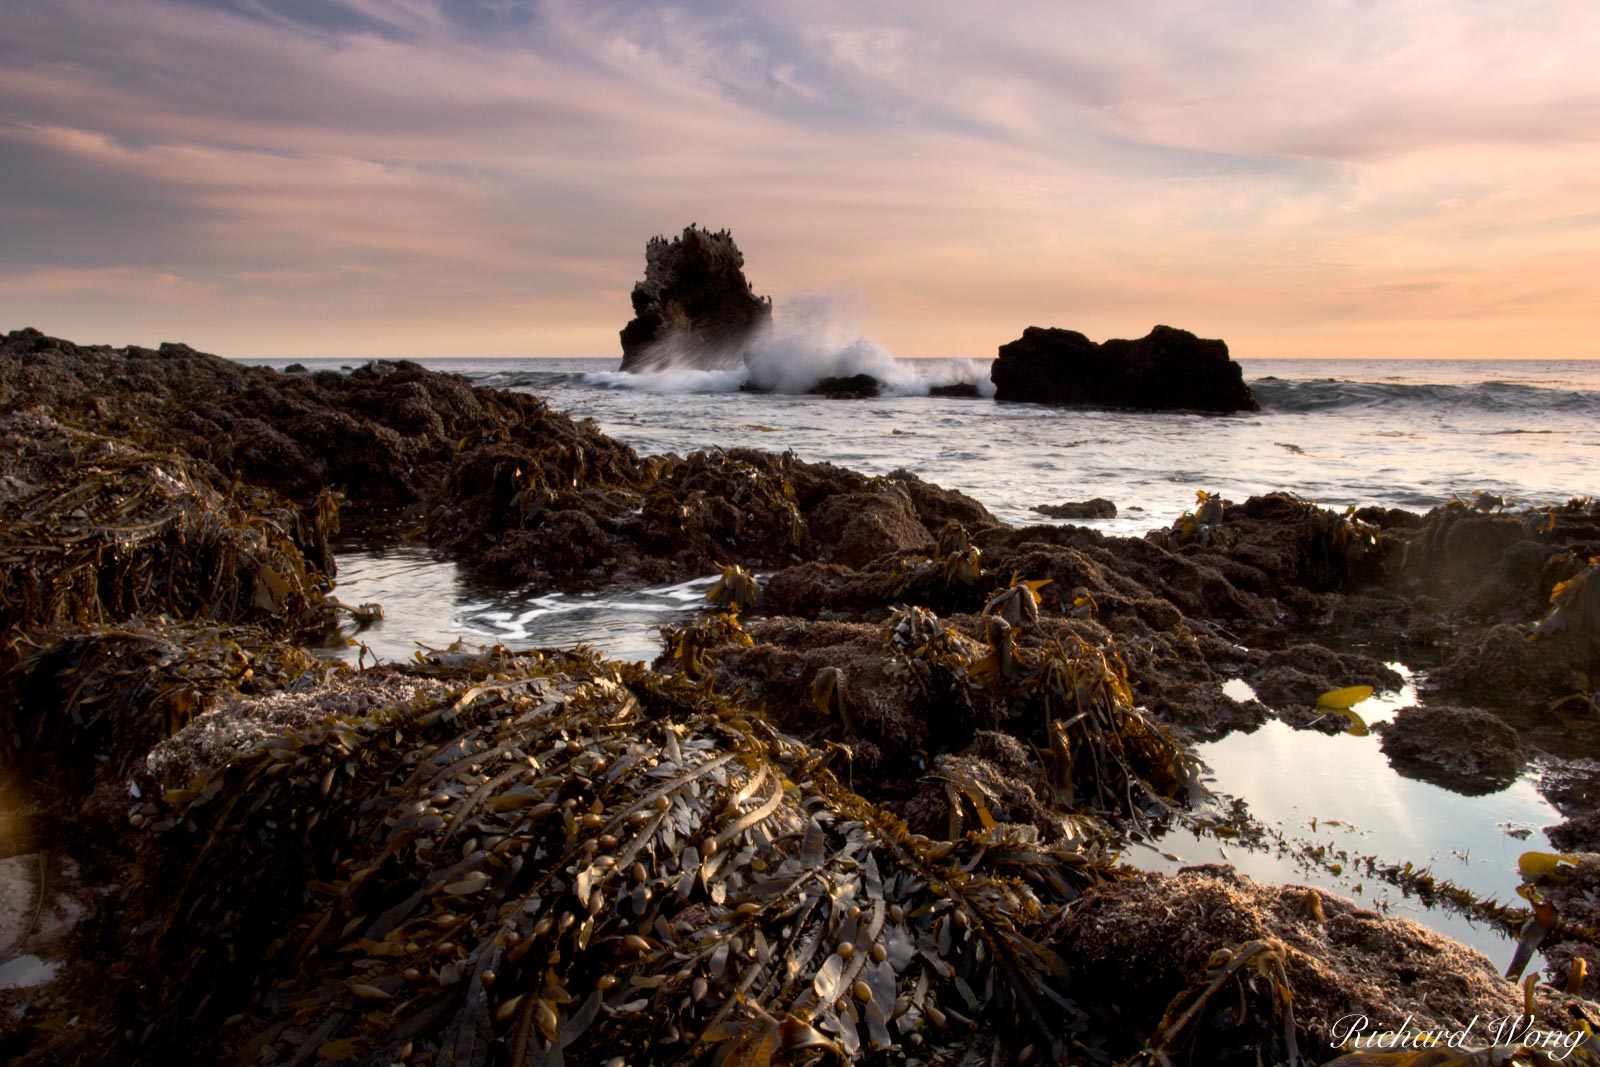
3,2 -> 1598,362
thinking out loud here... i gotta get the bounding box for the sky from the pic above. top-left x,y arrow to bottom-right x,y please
3,0 -> 1599,361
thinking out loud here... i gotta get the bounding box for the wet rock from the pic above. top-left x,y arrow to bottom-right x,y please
810,488 -> 933,567
282,363 -> 308,374
1538,759 -> 1600,818
1032,498 -> 1117,520
1546,811 -> 1600,852
0,853 -> 84,961
928,382 -> 981,398
1429,621 -> 1590,706
1539,857 -> 1600,997
1542,941 -> 1600,999
618,225 -> 772,371
808,373 -> 880,398
1374,704 -> 1525,793
1249,644 -> 1403,713
989,325 -> 1258,412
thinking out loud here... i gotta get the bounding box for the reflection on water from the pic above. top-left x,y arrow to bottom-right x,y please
1136,678 -> 1562,962
315,543 -> 710,665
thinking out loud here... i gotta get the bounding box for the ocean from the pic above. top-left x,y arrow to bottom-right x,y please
239,353 -> 1600,961
251,356 -> 1600,536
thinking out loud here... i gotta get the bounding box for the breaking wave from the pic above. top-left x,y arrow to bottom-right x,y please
582,292 -> 995,398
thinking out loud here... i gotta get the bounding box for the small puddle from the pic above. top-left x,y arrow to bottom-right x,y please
1134,668 -> 1563,964
317,543 -> 713,664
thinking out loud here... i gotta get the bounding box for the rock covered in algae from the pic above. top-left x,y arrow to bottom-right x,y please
1374,704 -> 1526,793
0,327 -> 641,516
0,410 -> 335,635
1032,498 -> 1117,520
618,225 -> 772,372
3,618 -> 327,790
1057,865 -> 1594,1060
38,648 -> 1103,1066
989,324 -> 1258,412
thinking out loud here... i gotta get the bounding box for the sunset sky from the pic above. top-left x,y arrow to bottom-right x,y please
3,0 -> 1598,361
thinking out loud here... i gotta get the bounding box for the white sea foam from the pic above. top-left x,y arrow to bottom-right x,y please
582,367 -> 746,393
584,291 -> 995,397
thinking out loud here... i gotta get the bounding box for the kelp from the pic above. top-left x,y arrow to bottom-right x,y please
1127,938 -> 1300,1067
0,412 -> 335,636
45,647 -> 1108,1066
0,617 -> 328,791
874,598 -> 1201,822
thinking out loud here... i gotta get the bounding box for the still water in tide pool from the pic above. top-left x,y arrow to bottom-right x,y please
317,544 -> 1563,964
316,541 -> 711,665
1130,677 -> 1563,964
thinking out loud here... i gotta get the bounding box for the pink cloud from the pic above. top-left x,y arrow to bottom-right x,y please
1,0 -> 1597,359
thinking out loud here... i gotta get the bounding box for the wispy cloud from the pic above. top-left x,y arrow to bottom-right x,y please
1,0 -> 1597,358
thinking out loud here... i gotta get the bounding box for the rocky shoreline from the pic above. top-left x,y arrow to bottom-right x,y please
2,328 -> 1599,1064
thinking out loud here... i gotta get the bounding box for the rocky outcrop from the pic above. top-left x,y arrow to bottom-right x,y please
618,225 -> 772,371
1033,498 -> 1117,519
809,373 -> 880,398
989,325 -> 1258,412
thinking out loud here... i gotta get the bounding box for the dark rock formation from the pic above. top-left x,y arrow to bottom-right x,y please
809,373 -> 880,398
1033,498 -> 1117,519
989,325 -> 1258,412
928,382 -> 982,399
618,225 -> 772,371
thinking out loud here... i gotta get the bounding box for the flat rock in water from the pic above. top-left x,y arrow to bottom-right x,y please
989,324 -> 1258,411
928,382 -> 981,398
808,373 -> 881,398
1032,498 -> 1117,519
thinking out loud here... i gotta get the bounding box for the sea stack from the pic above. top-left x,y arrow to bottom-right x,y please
989,324 -> 1259,412
618,225 -> 772,371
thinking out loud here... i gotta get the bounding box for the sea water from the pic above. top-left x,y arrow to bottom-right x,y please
257,355 -> 1600,534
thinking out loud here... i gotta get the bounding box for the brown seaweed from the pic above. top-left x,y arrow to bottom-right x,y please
37,648 -> 1107,1066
